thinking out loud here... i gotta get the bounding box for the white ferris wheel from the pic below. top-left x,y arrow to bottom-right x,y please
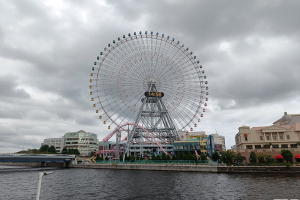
90,31 -> 208,134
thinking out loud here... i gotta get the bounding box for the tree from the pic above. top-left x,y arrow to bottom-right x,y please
187,152 -> 193,160
176,153 -> 181,160
220,150 -> 235,163
172,154 -> 176,160
281,149 -> 293,163
236,153 -> 243,163
161,153 -> 167,160
192,154 -> 197,162
166,155 -> 171,160
265,154 -> 273,163
200,153 -> 207,160
48,145 -> 57,154
152,154 -> 156,160
212,151 -> 220,161
249,151 -> 257,163
257,153 -> 265,163
39,145 -> 49,153
62,147 -> 68,154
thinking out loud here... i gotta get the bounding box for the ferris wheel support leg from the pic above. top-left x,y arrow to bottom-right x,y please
124,99 -> 146,157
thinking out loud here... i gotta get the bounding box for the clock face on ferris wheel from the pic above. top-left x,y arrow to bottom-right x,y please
90,31 -> 208,132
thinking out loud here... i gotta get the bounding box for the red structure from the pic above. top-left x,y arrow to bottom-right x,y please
276,155 -> 283,160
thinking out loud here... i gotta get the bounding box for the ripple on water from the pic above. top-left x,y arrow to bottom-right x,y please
0,167 -> 300,199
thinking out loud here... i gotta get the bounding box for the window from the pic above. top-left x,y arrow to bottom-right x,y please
273,136 -> 276,140
245,137 -> 248,141
273,145 -> 279,148
246,145 -> 253,149
263,145 -> 270,149
255,145 -> 261,149
280,135 -> 283,140
281,144 -> 288,148
260,136 -> 263,140
287,135 -> 290,139
291,144 -> 297,148
266,136 -> 270,140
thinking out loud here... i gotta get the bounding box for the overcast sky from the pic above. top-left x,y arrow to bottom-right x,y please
1,0 -> 300,153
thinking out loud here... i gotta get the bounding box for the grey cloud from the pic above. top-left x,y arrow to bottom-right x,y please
1,0 -> 300,152
0,75 -> 31,100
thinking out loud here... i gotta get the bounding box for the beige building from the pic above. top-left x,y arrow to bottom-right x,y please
235,112 -> 300,150
234,112 -> 300,162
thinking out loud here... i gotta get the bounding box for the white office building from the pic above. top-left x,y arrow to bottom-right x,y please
41,137 -> 65,153
64,130 -> 98,155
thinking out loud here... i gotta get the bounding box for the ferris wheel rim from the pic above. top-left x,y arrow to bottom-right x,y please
90,31 -> 208,131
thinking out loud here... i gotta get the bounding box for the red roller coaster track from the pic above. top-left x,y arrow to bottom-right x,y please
101,123 -> 169,155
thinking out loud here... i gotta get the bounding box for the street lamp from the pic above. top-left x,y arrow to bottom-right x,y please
36,171 -> 55,200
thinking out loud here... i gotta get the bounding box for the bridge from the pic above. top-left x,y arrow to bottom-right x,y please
0,155 -> 75,167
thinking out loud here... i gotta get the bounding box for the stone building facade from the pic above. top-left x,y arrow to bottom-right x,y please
235,112 -> 300,162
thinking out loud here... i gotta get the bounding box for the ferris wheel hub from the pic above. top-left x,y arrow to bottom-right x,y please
148,79 -> 157,88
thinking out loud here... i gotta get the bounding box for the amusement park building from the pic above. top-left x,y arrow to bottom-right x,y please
235,112 -> 300,162
178,131 -> 226,153
41,137 -> 64,153
64,130 -> 99,155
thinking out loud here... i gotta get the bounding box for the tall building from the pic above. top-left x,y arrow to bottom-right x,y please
211,133 -> 226,153
64,130 -> 98,156
41,137 -> 64,153
235,112 -> 300,162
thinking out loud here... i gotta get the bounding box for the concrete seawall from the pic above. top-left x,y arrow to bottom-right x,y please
72,164 -> 300,173
72,163 -> 218,172
218,166 -> 300,173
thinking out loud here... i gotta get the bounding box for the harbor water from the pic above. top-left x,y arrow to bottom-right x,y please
0,165 -> 300,199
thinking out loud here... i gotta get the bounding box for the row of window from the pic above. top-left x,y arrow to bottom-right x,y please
65,142 -> 97,145
259,135 -> 290,140
45,140 -> 63,143
246,144 -> 297,149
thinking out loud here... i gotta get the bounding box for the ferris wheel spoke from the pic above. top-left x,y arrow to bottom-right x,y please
91,32 -> 208,130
